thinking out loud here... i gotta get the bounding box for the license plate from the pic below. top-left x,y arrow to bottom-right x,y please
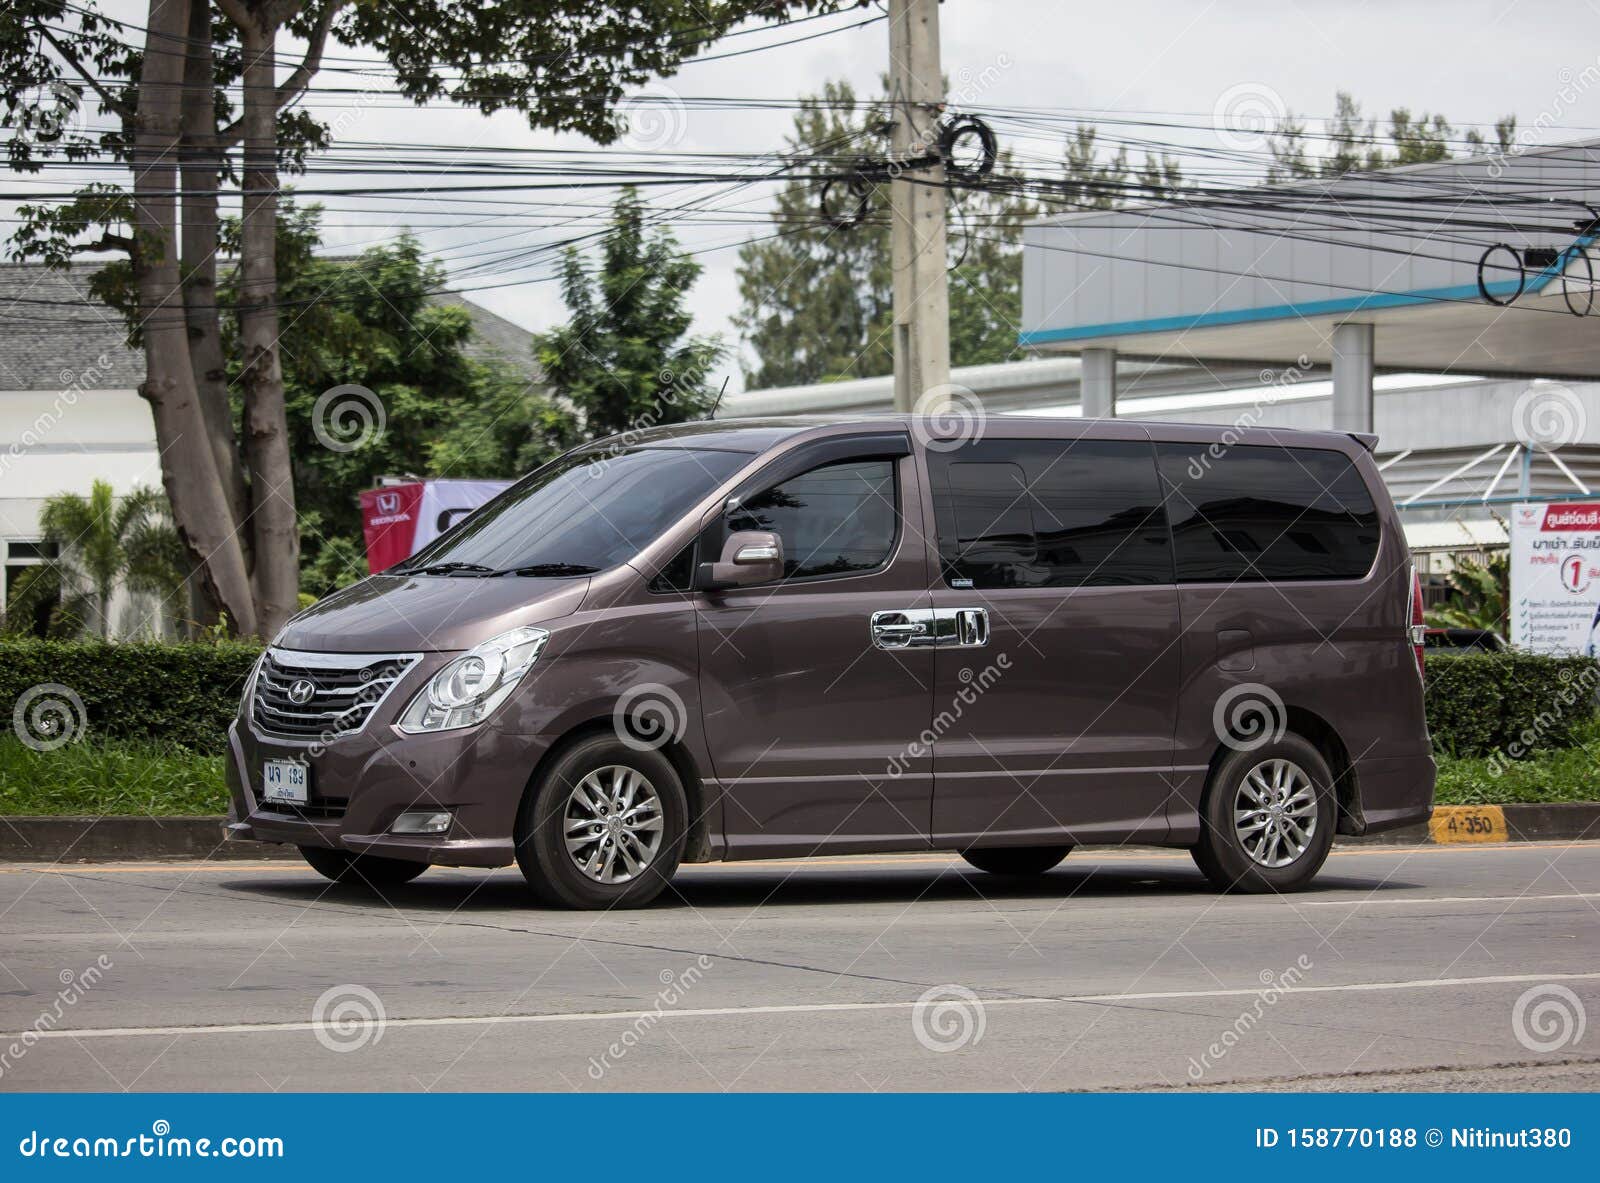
262,760 -> 309,804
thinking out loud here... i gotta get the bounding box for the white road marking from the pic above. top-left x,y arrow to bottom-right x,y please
19,970 -> 1600,1043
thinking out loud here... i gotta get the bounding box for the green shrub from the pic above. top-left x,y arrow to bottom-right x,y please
0,639 -> 261,752
1424,651 -> 1600,758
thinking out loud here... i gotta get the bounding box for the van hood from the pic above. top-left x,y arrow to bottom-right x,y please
273,573 -> 590,654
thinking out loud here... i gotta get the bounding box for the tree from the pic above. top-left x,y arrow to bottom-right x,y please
221,203 -> 575,597
1266,92 -> 1517,180
536,187 -> 724,440
4,0 -> 833,637
10,481 -> 187,638
735,79 -> 1050,390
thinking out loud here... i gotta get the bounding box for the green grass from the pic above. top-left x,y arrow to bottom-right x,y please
1434,716 -> 1600,805
0,735 -> 228,816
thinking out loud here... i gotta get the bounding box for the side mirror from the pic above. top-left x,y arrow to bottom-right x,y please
696,530 -> 785,590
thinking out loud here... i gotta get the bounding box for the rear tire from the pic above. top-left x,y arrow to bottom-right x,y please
960,845 -> 1072,876
514,734 -> 687,909
1190,733 -> 1336,893
299,846 -> 428,888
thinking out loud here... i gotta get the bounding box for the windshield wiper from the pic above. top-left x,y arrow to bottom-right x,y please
495,563 -> 600,577
401,561 -> 497,576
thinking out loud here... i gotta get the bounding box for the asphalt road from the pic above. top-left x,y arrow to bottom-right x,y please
2,841 -> 1597,1092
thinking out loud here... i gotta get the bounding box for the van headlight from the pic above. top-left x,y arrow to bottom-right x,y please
396,626 -> 549,734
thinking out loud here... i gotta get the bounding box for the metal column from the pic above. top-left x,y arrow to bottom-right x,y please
1331,323 -> 1375,433
1080,347 -> 1118,419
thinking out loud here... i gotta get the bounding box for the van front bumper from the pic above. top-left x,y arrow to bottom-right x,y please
222,717 -> 541,868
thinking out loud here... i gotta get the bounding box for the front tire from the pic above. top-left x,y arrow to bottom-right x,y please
514,734 -> 688,909
299,846 -> 428,888
960,845 -> 1072,876
1191,734 -> 1336,893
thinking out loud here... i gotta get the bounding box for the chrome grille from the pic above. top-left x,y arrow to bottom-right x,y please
251,648 -> 419,742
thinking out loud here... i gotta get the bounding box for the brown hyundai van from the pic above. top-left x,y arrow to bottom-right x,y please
224,415 -> 1435,908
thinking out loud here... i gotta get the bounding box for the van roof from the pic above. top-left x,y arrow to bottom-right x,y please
605,414 -> 1373,456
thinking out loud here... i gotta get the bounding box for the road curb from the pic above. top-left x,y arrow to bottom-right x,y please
0,816 -> 296,863
1345,802 -> 1600,846
2,804 -> 1599,863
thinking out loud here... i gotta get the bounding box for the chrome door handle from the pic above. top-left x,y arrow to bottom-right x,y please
870,609 -> 935,650
870,608 -> 988,649
952,607 -> 989,647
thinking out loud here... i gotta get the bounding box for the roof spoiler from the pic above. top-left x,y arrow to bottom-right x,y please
1347,431 -> 1378,452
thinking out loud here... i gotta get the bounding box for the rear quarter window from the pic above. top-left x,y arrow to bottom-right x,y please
1156,442 -> 1379,582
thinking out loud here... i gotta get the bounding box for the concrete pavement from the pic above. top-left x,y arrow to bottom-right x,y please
1,842 -> 1597,1091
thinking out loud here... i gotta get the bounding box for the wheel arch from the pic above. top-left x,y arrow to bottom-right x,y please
1204,704 -> 1361,835
518,716 -> 715,862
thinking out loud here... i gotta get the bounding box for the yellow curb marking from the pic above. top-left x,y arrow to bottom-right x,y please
1429,804 -> 1507,844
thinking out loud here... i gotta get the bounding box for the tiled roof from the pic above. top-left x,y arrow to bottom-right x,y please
0,264 -> 145,391
0,262 -> 540,391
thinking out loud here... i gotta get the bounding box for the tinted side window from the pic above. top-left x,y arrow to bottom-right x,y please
928,439 -> 1170,589
1157,443 -> 1379,582
728,459 -> 897,580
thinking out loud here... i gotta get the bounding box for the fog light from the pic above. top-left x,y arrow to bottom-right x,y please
390,810 -> 452,835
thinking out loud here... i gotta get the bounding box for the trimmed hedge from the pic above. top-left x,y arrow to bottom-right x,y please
0,640 -> 260,751
1424,651 -> 1599,758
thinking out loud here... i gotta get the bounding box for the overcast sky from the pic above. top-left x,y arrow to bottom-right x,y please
20,0 -> 1600,392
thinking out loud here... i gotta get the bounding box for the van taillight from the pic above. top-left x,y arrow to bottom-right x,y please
1407,567 -> 1426,681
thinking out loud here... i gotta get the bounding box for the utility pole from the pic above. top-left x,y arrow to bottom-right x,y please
888,0 -> 951,412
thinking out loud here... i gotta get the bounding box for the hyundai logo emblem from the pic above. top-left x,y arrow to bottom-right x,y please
287,678 -> 316,706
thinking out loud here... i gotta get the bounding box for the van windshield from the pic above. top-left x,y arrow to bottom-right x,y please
392,446 -> 748,577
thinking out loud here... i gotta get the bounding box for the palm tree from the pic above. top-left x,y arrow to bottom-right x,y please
13,482 -> 188,638
1425,553 -> 1510,635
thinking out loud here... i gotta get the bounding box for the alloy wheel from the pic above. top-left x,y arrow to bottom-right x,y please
563,765 -> 666,884
1233,758 -> 1318,869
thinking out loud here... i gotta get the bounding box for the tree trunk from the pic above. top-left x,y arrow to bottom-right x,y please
180,0 -> 247,634
238,11 -> 300,638
181,0 -> 250,534
131,0 -> 259,637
